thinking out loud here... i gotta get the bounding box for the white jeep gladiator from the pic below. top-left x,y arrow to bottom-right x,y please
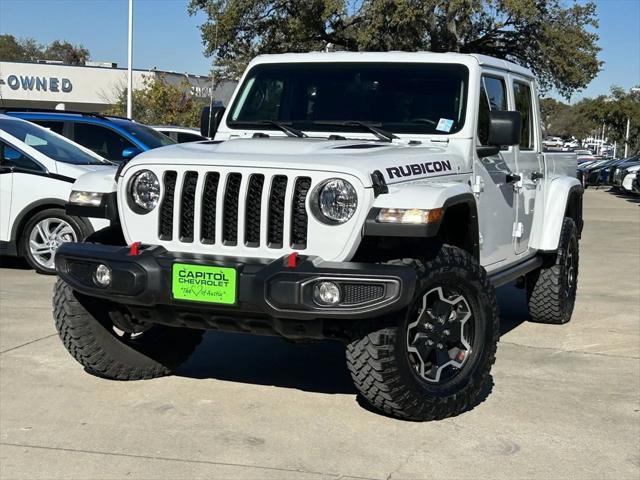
55,52 -> 583,421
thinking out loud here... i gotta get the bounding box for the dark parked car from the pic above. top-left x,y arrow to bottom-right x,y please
3,109 -> 175,162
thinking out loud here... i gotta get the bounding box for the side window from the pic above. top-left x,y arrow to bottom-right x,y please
34,120 -> 65,136
1,142 -> 45,172
513,82 -> 534,150
478,76 -> 507,145
73,122 -> 136,161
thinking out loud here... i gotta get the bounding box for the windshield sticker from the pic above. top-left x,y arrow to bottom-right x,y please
386,160 -> 452,179
436,118 -> 454,132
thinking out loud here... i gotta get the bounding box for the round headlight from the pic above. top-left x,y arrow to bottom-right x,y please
129,170 -> 160,212
315,178 -> 358,224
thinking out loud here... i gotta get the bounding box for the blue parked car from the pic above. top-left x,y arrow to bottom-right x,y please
3,109 -> 175,162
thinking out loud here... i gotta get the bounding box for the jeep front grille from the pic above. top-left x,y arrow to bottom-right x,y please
160,170 -> 312,250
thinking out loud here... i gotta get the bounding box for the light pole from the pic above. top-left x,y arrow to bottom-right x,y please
127,0 -> 134,119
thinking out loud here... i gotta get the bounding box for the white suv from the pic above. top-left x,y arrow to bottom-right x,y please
0,115 -> 114,273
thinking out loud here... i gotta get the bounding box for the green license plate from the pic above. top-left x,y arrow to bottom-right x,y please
172,263 -> 237,304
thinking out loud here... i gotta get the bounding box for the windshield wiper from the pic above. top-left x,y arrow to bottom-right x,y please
260,120 -> 307,138
310,121 -> 398,143
231,120 -> 307,138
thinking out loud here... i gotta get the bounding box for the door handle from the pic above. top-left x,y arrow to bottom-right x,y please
506,173 -> 521,184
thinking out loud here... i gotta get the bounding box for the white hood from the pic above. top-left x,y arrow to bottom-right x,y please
69,165 -> 118,192
123,137 -> 465,186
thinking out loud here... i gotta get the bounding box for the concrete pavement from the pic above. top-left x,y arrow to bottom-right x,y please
1,188 -> 638,479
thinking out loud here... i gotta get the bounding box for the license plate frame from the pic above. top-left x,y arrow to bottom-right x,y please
171,263 -> 237,305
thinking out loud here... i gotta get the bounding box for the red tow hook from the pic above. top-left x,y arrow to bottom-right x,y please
128,241 -> 142,256
286,252 -> 299,268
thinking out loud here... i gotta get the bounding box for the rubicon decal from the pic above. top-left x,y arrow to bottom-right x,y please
386,160 -> 452,179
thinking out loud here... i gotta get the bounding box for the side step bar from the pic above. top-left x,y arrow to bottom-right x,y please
488,256 -> 543,288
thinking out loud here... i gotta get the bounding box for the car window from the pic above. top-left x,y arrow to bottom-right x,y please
0,118 -> 105,165
1,141 -> 45,172
177,132 -> 204,143
33,120 -> 65,135
228,62 -> 470,135
109,119 -> 175,149
73,122 -> 136,161
478,75 -> 507,145
513,81 -> 535,150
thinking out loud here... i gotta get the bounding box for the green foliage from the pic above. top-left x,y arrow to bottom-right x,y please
188,0 -> 601,98
542,86 -> 640,155
105,75 -> 207,128
43,40 -> 90,65
0,35 -> 90,65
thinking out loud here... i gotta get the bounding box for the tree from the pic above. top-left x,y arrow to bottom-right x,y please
0,35 -> 42,62
540,86 -> 640,155
105,75 -> 207,127
188,0 -> 601,98
0,35 -> 89,65
44,40 -> 90,65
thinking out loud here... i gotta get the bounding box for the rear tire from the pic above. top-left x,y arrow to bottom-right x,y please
346,247 -> 499,421
53,280 -> 203,380
527,217 -> 579,324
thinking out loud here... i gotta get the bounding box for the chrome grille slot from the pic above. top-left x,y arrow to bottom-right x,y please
159,171 -> 177,240
200,172 -> 220,244
267,175 -> 288,248
245,174 -> 265,247
222,173 -> 242,246
179,171 -> 198,242
291,177 -> 311,249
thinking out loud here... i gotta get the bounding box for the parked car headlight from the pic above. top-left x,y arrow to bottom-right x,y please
313,178 -> 358,224
129,170 -> 160,212
68,190 -> 104,207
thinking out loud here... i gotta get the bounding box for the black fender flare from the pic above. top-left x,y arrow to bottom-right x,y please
363,193 -> 480,260
10,198 -> 94,246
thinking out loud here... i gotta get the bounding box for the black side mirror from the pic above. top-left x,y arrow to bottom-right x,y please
200,102 -> 226,138
477,111 -> 522,158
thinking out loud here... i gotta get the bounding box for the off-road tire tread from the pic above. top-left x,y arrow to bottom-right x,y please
346,247 -> 499,421
527,217 -> 578,324
53,280 -> 203,380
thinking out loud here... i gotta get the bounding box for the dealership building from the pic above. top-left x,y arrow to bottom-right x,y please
0,60 -> 236,113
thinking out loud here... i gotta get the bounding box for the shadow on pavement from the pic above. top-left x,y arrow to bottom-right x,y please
607,188 -> 640,204
177,331 -> 357,394
177,282 -> 530,397
0,256 -> 31,270
496,283 -> 529,336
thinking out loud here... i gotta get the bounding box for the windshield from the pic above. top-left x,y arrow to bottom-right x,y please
110,118 -> 175,148
228,63 -> 469,135
0,118 -> 106,165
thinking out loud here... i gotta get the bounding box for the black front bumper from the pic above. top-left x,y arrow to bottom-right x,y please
55,242 -> 416,339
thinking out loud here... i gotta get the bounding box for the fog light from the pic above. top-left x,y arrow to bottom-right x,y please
314,281 -> 341,306
94,264 -> 112,287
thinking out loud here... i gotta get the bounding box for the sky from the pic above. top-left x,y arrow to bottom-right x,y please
0,0 -> 639,102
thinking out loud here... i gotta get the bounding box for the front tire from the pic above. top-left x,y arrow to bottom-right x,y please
346,247 -> 499,421
53,280 -> 204,380
21,208 -> 90,274
526,217 -> 579,324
